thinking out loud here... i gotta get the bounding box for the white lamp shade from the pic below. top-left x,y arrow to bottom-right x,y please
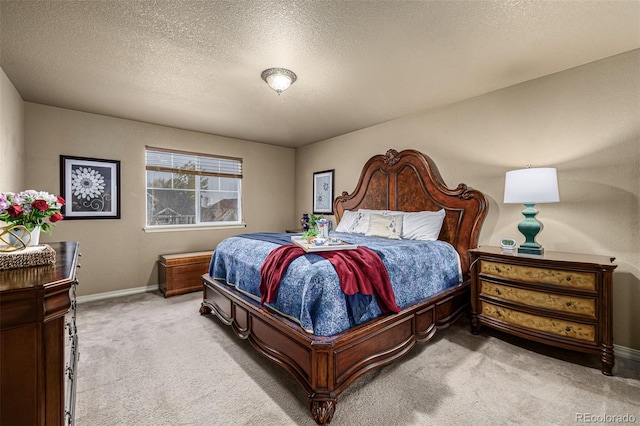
504,168 -> 560,204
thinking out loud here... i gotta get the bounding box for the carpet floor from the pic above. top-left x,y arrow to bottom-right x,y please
74,291 -> 639,426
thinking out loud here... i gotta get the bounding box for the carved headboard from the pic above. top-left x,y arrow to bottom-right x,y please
333,149 -> 488,275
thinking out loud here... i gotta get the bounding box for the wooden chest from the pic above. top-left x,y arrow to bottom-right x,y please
159,251 -> 212,297
469,246 -> 617,375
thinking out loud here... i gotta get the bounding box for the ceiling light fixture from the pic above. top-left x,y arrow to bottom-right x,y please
261,68 -> 297,94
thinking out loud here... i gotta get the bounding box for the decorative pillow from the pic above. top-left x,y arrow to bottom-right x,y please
351,210 -> 370,234
335,210 -> 358,233
401,209 -> 446,241
365,213 -> 403,239
350,209 -> 390,234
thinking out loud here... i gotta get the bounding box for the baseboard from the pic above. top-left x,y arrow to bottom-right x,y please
614,344 -> 640,362
76,284 -> 159,304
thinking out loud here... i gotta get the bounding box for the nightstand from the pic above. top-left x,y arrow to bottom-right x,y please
470,246 -> 617,375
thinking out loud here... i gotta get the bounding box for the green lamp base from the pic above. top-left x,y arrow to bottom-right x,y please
517,203 -> 544,256
518,244 -> 544,255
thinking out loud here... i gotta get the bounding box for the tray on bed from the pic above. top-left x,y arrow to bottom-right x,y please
290,235 -> 358,252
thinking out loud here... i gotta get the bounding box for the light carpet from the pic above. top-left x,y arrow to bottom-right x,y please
75,291 -> 639,426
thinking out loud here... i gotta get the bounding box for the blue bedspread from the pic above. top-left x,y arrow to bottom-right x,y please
209,232 -> 462,336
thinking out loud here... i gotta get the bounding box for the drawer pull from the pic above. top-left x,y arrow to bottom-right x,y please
565,326 -> 571,332
494,288 -> 501,295
566,276 -> 571,282
566,301 -> 573,307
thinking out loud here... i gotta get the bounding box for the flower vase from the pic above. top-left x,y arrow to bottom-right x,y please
1,225 -> 40,251
316,219 -> 329,239
28,226 -> 41,245
300,214 -> 310,232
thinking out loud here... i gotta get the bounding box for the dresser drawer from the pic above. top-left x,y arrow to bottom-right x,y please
480,301 -> 596,342
480,260 -> 595,291
479,280 -> 597,318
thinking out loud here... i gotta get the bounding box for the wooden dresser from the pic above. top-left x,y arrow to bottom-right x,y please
470,246 -> 617,375
0,242 -> 80,425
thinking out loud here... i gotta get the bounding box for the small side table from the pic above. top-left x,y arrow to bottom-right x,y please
470,246 -> 617,375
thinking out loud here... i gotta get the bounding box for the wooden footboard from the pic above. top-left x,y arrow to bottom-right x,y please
200,274 -> 470,425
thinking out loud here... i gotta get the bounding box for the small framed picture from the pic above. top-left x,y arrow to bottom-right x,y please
313,169 -> 334,214
60,155 -> 121,219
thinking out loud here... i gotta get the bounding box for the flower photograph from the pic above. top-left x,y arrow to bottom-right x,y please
60,156 -> 121,219
71,166 -> 106,200
312,169 -> 334,214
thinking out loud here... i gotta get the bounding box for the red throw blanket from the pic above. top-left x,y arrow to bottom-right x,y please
259,244 -> 400,314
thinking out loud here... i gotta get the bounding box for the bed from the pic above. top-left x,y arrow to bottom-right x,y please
200,148 -> 488,424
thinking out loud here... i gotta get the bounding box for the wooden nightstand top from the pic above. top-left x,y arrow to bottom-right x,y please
470,246 -> 617,270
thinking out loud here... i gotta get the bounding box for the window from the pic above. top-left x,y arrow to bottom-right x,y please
145,147 -> 242,228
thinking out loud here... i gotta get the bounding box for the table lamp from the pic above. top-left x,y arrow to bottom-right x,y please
504,167 -> 559,255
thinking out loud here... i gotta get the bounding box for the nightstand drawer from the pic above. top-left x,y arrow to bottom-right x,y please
480,260 -> 595,291
480,301 -> 596,342
480,281 -> 596,318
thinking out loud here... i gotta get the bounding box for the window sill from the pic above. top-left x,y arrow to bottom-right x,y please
143,223 -> 247,233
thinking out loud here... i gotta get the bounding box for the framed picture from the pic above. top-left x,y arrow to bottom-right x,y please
313,169 -> 334,214
60,155 -> 121,219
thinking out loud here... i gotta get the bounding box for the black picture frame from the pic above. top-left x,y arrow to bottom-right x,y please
60,155 -> 121,219
312,169 -> 334,214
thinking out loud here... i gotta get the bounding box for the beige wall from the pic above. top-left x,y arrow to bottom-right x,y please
0,67 -> 25,191
24,103 -> 296,297
296,50 -> 640,350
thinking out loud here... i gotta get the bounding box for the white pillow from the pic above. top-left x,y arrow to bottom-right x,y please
366,213 -> 403,239
351,209 -> 389,234
335,210 -> 358,233
351,210 -> 370,234
401,209 -> 446,241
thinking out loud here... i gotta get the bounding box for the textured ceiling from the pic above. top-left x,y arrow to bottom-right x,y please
1,1 -> 639,148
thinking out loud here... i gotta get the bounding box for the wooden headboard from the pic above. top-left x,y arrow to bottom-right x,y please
333,149 -> 488,275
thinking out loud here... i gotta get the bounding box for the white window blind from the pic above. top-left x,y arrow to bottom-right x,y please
145,147 -> 242,227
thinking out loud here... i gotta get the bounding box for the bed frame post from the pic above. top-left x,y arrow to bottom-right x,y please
309,344 -> 337,424
309,396 -> 336,425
